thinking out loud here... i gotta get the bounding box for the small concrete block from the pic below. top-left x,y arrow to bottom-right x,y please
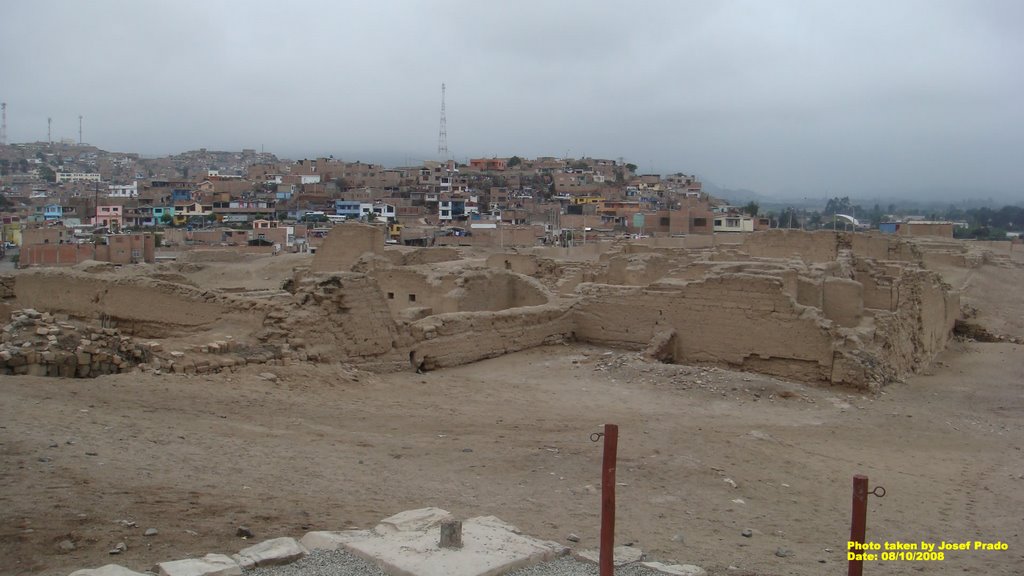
576,545 -> 644,566
299,530 -> 373,551
68,566 -> 149,576
641,561 -> 707,576
154,554 -> 241,576
374,507 -> 454,534
236,537 -> 307,567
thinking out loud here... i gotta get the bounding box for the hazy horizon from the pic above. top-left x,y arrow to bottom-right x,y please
2,1 -> 1021,199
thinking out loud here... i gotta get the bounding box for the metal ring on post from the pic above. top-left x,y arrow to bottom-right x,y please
590,432 -> 604,442
870,486 -> 886,498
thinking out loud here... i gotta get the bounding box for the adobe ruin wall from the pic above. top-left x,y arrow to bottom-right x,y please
0,228 -> 974,389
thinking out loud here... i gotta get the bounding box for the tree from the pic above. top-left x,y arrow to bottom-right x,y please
625,163 -> 638,173
779,207 -> 801,228
508,156 -> 522,167
824,196 -> 852,216
743,201 -> 760,217
38,165 -> 57,183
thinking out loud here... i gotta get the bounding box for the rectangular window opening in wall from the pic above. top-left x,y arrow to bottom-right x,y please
387,292 -> 394,299
659,217 -> 670,226
694,217 -> 707,227
714,219 -> 722,226
408,294 -> 416,302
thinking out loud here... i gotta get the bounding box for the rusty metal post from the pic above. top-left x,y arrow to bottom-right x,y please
599,424 -> 619,576
849,474 -> 869,576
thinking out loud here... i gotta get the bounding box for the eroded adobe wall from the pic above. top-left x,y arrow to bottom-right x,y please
311,223 -> 385,273
738,230 -> 839,263
404,304 -> 574,371
268,268 -> 573,371
449,270 -> 551,312
372,268 -> 458,316
573,273 -> 836,383
6,270 -> 247,337
850,234 -> 919,261
262,273 -> 401,363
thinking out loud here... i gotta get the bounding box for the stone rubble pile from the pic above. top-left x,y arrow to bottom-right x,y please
0,309 -> 151,377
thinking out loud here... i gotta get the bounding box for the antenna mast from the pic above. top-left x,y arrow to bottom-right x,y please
79,115 -> 83,145
1,102 -> 7,145
437,83 -> 448,159
48,117 -> 52,144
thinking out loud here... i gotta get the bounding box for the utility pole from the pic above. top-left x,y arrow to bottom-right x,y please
47,117 -> 52,144
78,115 -> 83,145
0,102 -> 7,145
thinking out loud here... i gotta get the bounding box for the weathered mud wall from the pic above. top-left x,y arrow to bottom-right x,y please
311,223 -> 385,273
3,270 -> 260,337
573,274 -> 837,383
405,304 -> 573,370
737,230 -> 839,262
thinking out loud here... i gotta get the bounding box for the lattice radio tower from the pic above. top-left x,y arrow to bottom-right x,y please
1,102 -> 7,146
78,115 -> 83,145
437,83 -> 448,158
48,117 -> 52,144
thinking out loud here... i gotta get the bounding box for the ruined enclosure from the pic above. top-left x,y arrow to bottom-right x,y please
0,228 -> 983,389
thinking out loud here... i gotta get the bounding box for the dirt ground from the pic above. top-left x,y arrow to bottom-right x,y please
2,252 -> 1023,576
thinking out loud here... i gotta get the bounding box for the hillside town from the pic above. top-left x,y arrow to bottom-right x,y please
1,141 -> 971,267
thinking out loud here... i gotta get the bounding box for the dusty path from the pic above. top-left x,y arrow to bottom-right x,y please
2,339 -> 1022,576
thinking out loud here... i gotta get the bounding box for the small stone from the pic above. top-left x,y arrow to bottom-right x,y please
775,547 -> 793,557
258,372 -> 278,382
144,527 -> 158,536
59,539 -> 76,551
462,448 -> 473,453
109,541 -> 127,554
671,532 -> 685,543
237,526 -> 255,538
49,442 -> 58,448
741,529 -> 753,538
86,451 -> 98,456
567,533 -> 580,542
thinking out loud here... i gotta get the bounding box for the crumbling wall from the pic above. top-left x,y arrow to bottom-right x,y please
400,247 -> 462,266
0,309 -> 153,377
7,270 -> 249,337
739,230 -> 839,263
822,277 -> 864,328
573,274 -> 836,383
448,270 -> 550,312
600,253 -> 674,286
486,253 -> 539,276
405,304 -> 573,370
850,234 -> 919,262
372,268 -> 457,316
311,223 -> 385,273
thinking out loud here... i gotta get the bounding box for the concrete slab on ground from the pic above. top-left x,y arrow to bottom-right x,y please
306,508 -> 567,576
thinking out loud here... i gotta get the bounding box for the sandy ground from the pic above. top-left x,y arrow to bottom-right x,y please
2,338 -> 1022,576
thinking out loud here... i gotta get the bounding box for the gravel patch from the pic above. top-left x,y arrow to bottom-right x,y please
246,549 -> 387,576
245,549 -> 667,576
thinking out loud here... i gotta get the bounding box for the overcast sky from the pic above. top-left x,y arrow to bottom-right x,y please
2,0 -> 1021,197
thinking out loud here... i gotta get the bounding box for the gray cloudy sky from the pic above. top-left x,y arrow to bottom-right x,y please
2,0 -> 1022,197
